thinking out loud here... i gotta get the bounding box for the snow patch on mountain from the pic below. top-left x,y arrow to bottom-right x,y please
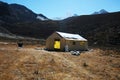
36,15 -> 48,21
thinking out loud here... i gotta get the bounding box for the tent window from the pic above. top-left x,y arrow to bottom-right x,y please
80,41 -> 85,45
72,41 -> 76,45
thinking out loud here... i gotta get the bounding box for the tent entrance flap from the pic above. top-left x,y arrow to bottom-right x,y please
54,39 -> 60,49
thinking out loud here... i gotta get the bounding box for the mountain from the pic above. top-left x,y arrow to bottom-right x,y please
5,11 -> 120,45
92,9 -> 109,15
9,3 -> 37,22
61,12 -> 120,45
0,1 -> 53,39
0,1 -> 48,23
0,1 -> 120,46
0,1 -> 10,16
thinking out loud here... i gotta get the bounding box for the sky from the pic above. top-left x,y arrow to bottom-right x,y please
1,0 -> 120,19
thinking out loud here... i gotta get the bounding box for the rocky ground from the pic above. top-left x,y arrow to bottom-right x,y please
0,42 -> 120,80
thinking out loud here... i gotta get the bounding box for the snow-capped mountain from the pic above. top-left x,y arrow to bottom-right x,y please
92,9 -> 109,15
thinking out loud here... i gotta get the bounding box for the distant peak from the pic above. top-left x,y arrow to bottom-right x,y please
99,9 -> 108,14
92,9 -> 109,15
100,9 -> 107,12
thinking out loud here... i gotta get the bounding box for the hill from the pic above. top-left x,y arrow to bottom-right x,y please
0,1 -> 51,40
61,12 -> 120,45
0,1 -> 120,46
0,1 -> 48,23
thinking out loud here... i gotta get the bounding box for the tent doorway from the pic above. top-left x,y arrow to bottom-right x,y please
54,39 -> 60,50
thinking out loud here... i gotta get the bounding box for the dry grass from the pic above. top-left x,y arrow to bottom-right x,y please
0,42 -> 120,80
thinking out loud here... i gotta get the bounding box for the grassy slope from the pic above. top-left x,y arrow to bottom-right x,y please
0,43 -> 120,80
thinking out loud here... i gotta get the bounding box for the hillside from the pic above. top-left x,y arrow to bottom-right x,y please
61,12 -> 120,45
0,1 -> 120,46
0,1 -> 51,39
0,1 -> 48,23
0,21 -> 59,39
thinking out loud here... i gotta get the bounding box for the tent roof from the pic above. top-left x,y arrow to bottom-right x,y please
56,31 -> 87,41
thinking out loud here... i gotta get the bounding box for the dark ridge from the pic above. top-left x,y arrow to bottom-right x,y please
0,1 -> 120,46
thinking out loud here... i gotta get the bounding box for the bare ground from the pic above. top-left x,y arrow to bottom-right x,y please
0,42 -> 120,80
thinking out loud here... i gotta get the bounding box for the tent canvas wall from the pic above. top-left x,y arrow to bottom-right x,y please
46,31 -> 88,51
